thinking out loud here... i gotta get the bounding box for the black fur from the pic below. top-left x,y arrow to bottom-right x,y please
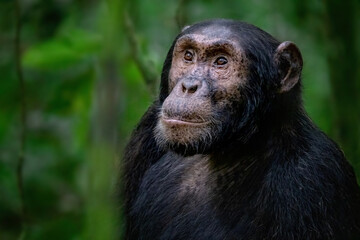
123,19 -> 360,240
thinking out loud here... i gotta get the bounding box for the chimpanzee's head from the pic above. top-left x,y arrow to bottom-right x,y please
155,19 -> 303,156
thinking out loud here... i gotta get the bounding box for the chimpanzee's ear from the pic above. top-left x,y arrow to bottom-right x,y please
274,41 -> 303,93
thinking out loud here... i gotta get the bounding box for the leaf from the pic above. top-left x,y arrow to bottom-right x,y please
23,29 -> 101,70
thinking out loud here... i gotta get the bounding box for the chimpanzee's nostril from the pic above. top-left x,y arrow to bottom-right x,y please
182,83 -> 187,93
188,85 -> 198,94
181,81 -> 199,94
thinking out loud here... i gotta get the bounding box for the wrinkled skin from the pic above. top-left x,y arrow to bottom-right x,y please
123,19 -> 360,240
155,28 -> 249,155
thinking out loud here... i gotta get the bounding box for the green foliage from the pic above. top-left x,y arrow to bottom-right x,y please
0,0 -> 359,239
23,29 -> 101,70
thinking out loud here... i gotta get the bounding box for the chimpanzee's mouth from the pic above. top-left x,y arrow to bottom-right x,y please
161,116 -> 209,126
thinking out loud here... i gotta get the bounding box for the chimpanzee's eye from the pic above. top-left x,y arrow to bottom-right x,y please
184,51 -> 193,62
214,57 -> 228,66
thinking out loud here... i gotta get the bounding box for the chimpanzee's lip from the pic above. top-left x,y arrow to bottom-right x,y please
161,116 -> 209,126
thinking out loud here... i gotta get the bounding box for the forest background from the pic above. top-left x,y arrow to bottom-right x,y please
0,0 -> 359,239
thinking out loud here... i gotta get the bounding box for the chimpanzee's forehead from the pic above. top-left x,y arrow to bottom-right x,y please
184,22 -> 236,40
175,33 -> 242,55
195,25 -> 233,38
177,23 -> 242,50
179,19 -> 280,51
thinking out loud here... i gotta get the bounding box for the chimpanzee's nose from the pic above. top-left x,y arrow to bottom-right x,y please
181,81 -> 200,94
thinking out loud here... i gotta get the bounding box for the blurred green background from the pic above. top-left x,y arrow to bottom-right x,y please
0,0 -> 359,239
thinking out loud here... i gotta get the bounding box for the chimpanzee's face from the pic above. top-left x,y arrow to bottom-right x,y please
155,24 -> 249,155
154,20 -> 302,156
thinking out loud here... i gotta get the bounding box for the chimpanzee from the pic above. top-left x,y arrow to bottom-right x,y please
123,19 -> 360,240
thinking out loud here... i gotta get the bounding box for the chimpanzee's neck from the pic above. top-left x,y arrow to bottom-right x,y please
210,103 -> 311,167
